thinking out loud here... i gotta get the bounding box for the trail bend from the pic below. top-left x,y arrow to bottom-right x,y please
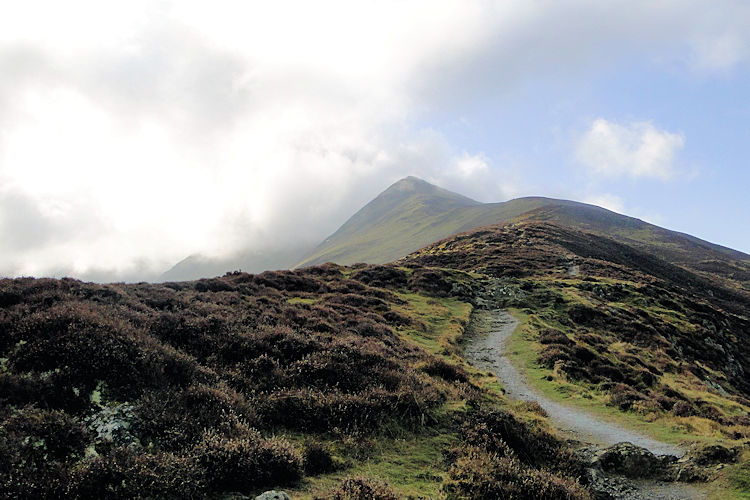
464,309 -> 708,500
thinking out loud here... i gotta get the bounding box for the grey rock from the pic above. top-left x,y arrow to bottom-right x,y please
255,491 -> 291,500
595,442 -> 669,479
87,403 -> 141,448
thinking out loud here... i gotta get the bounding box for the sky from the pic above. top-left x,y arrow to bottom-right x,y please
1,1 -> 749,281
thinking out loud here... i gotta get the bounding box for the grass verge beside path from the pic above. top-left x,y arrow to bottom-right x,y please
503,307 -> 749,500
504,307 -> 702,447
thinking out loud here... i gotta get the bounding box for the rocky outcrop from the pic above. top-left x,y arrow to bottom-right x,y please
594,442 -> 675,479
255,491 -> 291,500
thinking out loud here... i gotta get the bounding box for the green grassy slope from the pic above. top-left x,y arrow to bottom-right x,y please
400,221 -> 750,498
296,176 -> 483,268
296,177 -> 750,291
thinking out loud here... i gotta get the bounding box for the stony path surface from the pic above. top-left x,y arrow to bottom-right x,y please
463,309 -> 708,500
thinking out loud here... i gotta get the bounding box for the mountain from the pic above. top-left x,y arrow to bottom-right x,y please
159,246 -> 308,282
3,217 -> 749,497
298,176 -> 750,292
296,176 -> 483,268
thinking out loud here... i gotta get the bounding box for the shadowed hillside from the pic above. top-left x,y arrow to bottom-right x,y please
0,266 -> 592,499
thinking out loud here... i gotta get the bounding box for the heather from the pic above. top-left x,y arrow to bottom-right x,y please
0,264 -> 587,498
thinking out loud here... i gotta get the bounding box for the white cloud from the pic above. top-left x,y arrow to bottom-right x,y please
583,194 -> 626,213
454,152 -> 490,179
575,119 -> 685,180
0,1 -> 747,279
582,193 -> 666,227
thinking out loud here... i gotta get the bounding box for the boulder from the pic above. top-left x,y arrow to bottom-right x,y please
595,442 -> 670,479
687,444 -> 739,466
256,492 -> 291,500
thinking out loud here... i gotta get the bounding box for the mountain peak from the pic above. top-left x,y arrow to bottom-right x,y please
390,175 -> 429,188
383,176 -> 479,204
297,177 -> 750,283
386,176 -> 440,195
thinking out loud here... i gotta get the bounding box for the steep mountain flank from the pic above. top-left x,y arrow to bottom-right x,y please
297,176 -> 483,268
298,177 -> 750,293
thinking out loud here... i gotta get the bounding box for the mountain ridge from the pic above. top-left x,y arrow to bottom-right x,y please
297,177 -> 750,293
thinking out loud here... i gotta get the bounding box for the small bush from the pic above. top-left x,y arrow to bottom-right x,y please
137,384 -> 254,451
671,400 -> 695,417
538,329 -> 574,346
537,345 -> 571,369
518,401 -> 549,418
420,358 -> 469,383
193,430 -> 302,492
303,440 -> 337,475
68,447 -> 205,499
443,448 -> 589,500
608,384 -> 646,411
457,407 -> 585,477
326,476 -> 398,500
0,407 -> 89,467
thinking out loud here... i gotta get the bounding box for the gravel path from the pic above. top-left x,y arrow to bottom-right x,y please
463,309 -> 709,499
463,309 -> 683,456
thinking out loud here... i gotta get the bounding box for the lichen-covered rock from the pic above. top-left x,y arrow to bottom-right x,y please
255,491 -> 291,500
86,403 -> 141,449
594,442 -> 669,479
687,443 -> 739,465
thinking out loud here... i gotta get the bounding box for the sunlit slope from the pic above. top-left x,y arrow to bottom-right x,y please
296,176 -> 484,267
297,177 -> 750,291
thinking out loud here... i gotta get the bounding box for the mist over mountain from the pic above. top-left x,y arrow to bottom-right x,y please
4,3 -> 750,497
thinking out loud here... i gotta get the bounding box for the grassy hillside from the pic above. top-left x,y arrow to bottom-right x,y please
297,177 -> 750,293
0,266 -> 591,499
401,221 -> 750,496
3,219 -> 749,498
296,176 -> 483,268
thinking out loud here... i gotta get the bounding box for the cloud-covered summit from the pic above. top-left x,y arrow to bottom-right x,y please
1,1 -> 749,280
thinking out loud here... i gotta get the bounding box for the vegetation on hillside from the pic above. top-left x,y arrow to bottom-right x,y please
401,221 -> 750,495
298,178 -> 750,296
3,216 -> 749,498
0,264 -> 588,498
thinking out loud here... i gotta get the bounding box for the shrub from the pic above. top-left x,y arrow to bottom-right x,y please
193,430 -> 302,492
326,476 -> 398,500
0,462 -> 69,500
137,384 -> 254,451
537,345 -> 571,369
608,384 -> 647,411
538,329 -> 574,346
567,304 -> 606,325
68,447 -> 204,499
303,439 -> 337,475
443,448 -> 589,500
408,270 -> 453,297
8,303 -> 172,400
351,265 -> 409,289
0,407 -> 89,467
420,358 -> 469,383
671,400 -> 695,417
457,407 -> 585,478
518,401 -> 549,418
